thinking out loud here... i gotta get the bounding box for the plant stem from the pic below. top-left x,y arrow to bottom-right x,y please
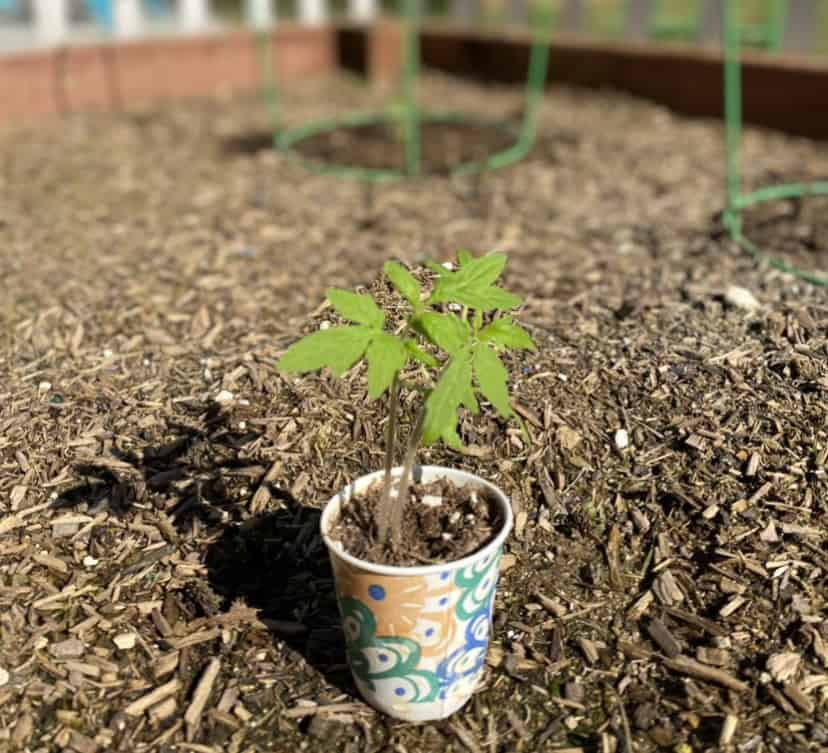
376,374 -> 399,544
389,401 -> 427,553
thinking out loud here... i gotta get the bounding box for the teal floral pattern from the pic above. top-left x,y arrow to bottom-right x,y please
340,597 -> 440,703
454,548 -> 502,620
335,545 -> 504,709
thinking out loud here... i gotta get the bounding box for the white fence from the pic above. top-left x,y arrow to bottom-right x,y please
0,0 -> 382,52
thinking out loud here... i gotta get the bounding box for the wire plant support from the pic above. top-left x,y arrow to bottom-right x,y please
256,0 -> 554,182
723,0 -> 828,286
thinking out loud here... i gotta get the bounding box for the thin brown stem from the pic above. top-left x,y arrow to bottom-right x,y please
389,401 -> 427,553
376,374 -> 399,544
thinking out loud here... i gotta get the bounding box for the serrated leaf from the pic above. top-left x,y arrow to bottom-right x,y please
429,253 -> 506,300
414,312 -> 471,355
365,333 -> 407,399
427,253 -> 521,312
440,423 -> 464,451
326,289 -> 384,329
384,262 -> 421,308
483,287 -> 523,310
422,354 -> 472,446
461,381 -> 479,414
480,317 -> 536,350
473,344 -> 514,419
277,326 -> 373,377
404,340 -> 439,368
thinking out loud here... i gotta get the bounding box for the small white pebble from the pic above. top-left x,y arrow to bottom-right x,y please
238,421 -> 247,430
441,532 -> 453,541
319,321 -> 331,330
144,359 -> 151,367
724,285 -> 761,311
614,429 -> 629,450
38,381 -> 52,393
0,667 -> 8,687
113,633 -> 136,650
421,495 -> 442,508
103,349 -> 113,358
239,399 -> 250,407
83,555 -> 99,568
441,261 -> 454,270
215,390 -> 234,404
557,373 -> 568,382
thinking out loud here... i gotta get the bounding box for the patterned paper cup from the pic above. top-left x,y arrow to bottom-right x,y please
320,465 -> 513,722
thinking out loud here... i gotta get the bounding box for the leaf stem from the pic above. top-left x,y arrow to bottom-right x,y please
376,374 -> 399,544
389,400 -> 427,553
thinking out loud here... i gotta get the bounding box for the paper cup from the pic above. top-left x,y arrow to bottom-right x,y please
320,465 -> 513,722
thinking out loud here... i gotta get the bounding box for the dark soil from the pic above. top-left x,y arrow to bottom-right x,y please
1,73 -> 828,753
295,119 -> 517,174
330,477 -> 502,566
742,194 -> 828,279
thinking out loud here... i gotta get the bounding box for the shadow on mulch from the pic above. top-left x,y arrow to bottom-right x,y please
221,120 -> 518,176
54,401 -> 256,526
204,499 -> 354,696
54,398 -> 353,695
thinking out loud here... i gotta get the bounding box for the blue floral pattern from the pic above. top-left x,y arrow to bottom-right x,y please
334,545 -> 504,709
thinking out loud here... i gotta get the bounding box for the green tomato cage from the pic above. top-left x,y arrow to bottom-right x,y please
254,0 -> 554,182
723,0 -> 828,286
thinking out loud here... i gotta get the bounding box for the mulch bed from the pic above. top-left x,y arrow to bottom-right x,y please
1,73 -> 827,753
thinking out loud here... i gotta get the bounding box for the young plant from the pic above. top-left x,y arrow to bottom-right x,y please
277,251 -> 534,552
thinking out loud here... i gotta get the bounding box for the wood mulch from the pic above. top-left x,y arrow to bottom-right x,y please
1,73 -> 827,752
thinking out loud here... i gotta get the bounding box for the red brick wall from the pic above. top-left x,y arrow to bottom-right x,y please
0,25 -> 337,125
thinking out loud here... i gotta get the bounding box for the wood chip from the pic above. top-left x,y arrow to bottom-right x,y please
782,682 -> 814,714
165,628 -> 220,650
33,551 -> 69,575
153,652 -> 180,680
661,656 -> 749,693
653,571 -> 684,606
123,678 -> 181,717
148,697 -> 177,725
767,652 -> 801,683
663,606 -> 727,637
184,658 -> 222,741
646,618 -> 681,658
282,702 -> 373,719
627,590 -> 654,620
578,637 -> 600,665
719,714 -> 739,746
719,596 -> 747,618
449,719 -> 483,753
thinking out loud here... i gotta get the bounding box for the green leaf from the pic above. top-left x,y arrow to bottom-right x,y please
277,326 -> 374,377
483,287 -> 523,311
461,381 -> 479,415
422,354 -> 472,446
384,262 -> 421,309
480,317 -> 536,350
326,289 -> 384,329
427,253 -> 521,312
457,250 -> 473,267
440,423 -> 464,451
365,333 -> 407,399
473,344 -> 514,419
473,309 -> 484,331
413,312 -> 471,355
404,340 -> 439,368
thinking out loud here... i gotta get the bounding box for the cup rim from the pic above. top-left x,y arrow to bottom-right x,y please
320,464 -> 513,577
